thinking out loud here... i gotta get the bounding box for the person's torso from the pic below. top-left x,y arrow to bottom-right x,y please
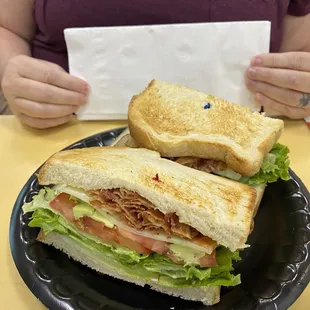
32,0 -> 290,71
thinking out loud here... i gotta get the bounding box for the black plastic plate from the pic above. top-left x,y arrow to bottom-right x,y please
9,128 -> 310,310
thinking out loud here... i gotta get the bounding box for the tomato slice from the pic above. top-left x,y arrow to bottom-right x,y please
148,240 -> 169,254
117,235 -> 152,255
81,218 -> 150,254
118,228 -> 168,254
117,228 -> 144,242
49,193 -> 77,222
82,217 -> 118,242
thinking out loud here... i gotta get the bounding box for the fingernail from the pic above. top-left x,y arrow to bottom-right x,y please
252,57 -> 262,66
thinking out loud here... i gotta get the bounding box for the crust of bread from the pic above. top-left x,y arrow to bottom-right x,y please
252,184 -> 266,217
39,231 -> 221,306
38,146 -> 257,252
128,80 -> 284,176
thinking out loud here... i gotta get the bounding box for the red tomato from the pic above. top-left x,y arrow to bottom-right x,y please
82,217 -> 117,242
117,228 -> 168,254
199,251 -> 217,267
49,193 -> 77,222
149,240 -> 169,254
116,235 -> 151,255
117,228 -> 144,242
82,219 -> 150,254
138,237 -> 159,251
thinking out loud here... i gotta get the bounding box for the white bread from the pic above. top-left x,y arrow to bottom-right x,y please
38,147 -> 257,252
112,130 -> 266,217
128,80 -> 284,176
39,231 -> 221,306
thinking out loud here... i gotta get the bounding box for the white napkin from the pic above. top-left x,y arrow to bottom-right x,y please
64,22 -> 271,120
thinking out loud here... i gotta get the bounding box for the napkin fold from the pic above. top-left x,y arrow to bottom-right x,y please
64,22 -> 271,120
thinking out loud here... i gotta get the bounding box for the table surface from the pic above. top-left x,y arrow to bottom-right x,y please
0,116 -> 309,310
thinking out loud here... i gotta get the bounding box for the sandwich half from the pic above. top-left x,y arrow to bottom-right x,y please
23,147 -> 258,306
128,80 -> 290,187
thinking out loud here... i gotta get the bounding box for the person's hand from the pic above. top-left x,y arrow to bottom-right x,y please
246,52 -> 310,119
1,55 -> 89,128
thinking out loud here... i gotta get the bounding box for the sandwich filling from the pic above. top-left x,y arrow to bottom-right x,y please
89,189 -> 215,247
172,158 -> 227,174
170,142 -> 290,185
23,186 -> 241,288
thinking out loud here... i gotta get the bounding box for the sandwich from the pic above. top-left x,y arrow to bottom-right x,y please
127,80 -> 290,189
22,146 -> 259,306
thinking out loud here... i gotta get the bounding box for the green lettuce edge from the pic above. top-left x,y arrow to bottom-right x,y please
245,142 -> 290,185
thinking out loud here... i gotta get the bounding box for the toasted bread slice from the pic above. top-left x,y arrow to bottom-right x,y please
128,80 -> 284,176
39,231 -> 221,306
112,130 -> 266,216
38,147 -> 257,252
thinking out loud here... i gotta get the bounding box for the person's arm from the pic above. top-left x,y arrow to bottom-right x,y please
246,13 -> 310,119
0,0 -> 35,85
0,0 -> 89,129
280,14 -> 310,53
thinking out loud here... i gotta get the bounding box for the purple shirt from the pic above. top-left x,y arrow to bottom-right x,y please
32,0 -> 310,72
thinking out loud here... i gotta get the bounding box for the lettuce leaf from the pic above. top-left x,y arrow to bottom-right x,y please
246,143 -> 290,185
24,188 -> 241,288
22,187 -> 56,213
140,254 -> 212,281
29,208 -> 68,235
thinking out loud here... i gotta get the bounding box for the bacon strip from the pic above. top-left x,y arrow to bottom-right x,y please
89,188 -> 217,250
173,157 -> 227,173
89,189 -> 199,239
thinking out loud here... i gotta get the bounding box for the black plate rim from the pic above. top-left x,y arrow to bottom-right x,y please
276,169 -> 310,309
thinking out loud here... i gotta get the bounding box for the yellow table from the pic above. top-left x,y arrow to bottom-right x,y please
0,116 -> 309,310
